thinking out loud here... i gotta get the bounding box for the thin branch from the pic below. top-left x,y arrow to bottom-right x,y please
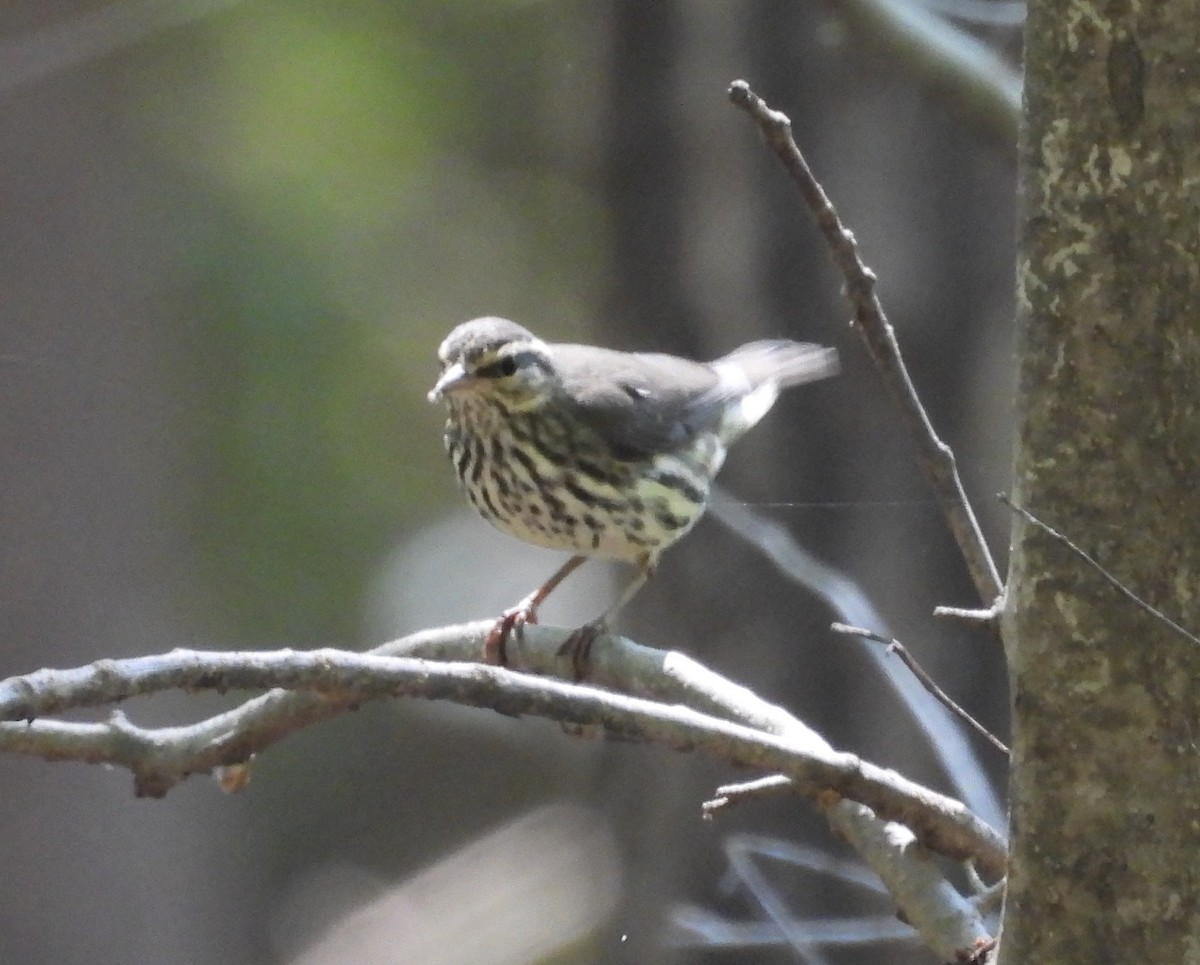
831,623 -> 1009,757
968,867 -> 1006,915
810,803 -> 990,962
714,831 -> 981,963
1000,493 -> 1200,648
704,774 -> 795,813
671,904 -> 915,951
727,80 -> 1004,613
0,628 -> 1007,880
597,618 -> 993,953
704,779 -> 993,959
706,769 -> 991,957
708,491 -> 1003,828
934,603 -> 1002,624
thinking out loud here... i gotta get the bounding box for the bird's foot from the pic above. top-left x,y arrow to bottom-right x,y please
483,595 -> 542,666
556,619 -> 606,681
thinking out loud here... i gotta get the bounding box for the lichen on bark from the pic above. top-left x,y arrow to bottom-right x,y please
1002,0 -> 1200,961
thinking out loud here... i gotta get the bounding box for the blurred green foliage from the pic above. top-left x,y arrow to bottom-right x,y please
119,0 -> 606,642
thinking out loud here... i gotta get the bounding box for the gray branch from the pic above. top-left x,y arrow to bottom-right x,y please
0,623 -> 1000,958
728,80 -> 1004,612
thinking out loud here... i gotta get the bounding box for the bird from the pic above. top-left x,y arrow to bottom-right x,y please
428,316 -> 838,676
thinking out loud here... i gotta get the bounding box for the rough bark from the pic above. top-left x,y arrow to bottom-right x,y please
1002,0 -> 1200,960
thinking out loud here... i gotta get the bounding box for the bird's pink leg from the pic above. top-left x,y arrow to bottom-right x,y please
485,555 -> 588,665
558,561 -> 654,680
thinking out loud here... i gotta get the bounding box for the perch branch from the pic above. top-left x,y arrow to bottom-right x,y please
0,626 -> 1005,881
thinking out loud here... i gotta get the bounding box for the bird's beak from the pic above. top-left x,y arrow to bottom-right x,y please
427,362 -> 476,403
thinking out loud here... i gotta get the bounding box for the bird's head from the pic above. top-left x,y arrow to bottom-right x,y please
428,317 -> 556,411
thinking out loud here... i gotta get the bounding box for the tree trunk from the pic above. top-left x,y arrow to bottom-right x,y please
1001,1 -> 1200,960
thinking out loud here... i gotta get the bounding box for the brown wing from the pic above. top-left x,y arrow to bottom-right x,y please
550,343 -> 728,460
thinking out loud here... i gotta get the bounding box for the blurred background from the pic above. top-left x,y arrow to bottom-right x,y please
0,1 -> 1019,962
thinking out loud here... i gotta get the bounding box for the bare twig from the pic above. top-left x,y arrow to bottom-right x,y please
672,904 -> 914,952
0,627 -> 1006,881
1000,493 -> 1200,648
400,626 -> 1000,954
831,623 -> 1008,757
727,80 -> 1003,613
707,493 -> 1003,829
0,624 -> 1000,953
966,862 -> 1006,915
698,830 -> 988,964
815,806 -> 992,962
934,603 -> 1002,624
703,774 -> 795,813
704,781 -> 996,958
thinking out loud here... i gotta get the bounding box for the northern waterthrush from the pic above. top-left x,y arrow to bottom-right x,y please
429,317 -> 838,674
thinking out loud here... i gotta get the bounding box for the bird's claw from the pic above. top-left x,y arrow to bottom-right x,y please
557,620 -> 605,680
483,600 -> 540,666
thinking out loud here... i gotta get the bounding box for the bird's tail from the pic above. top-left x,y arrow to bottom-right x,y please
710,340 -> 838,442
717,340 -> 839,390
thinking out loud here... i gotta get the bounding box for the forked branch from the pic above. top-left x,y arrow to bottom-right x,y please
0,626 -> 1006,885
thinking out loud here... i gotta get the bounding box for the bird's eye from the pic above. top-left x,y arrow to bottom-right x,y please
479,356 -> 518,379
